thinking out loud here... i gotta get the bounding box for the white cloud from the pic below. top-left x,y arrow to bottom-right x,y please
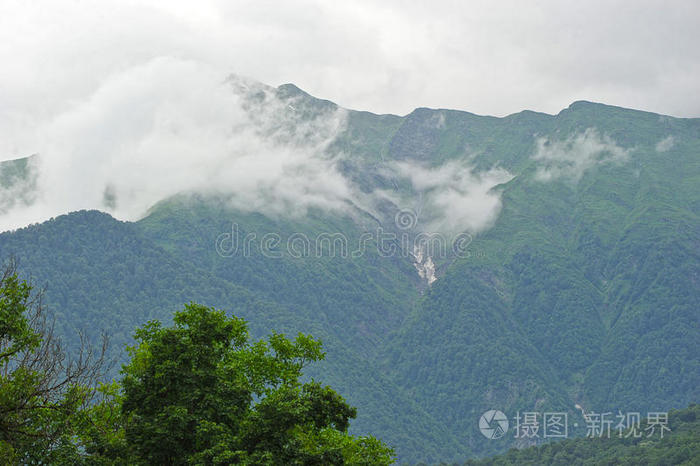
655,135 -> 675,152
532,129 -> 631,182
387,161 -> 513,234
0,57 -> 352,231
0,61 -> 510,236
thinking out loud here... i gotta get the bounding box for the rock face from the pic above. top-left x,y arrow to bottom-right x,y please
413,244 -> 437,285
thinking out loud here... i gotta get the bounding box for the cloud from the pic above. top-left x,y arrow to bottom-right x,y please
532,129 -> 631,182
0,65 -> 512,238
0,57 -> 353,231
655,135 -> 675,152
0,64 -> 511,237
0,0 -> 699,142
0,0 -> 695,232
0,52 -> 509,236
384,161 -> 513,234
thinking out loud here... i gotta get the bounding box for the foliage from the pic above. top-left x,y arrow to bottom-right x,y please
92,303 -> 393,465
0,265 -> 393,464
0,259 -> 107,464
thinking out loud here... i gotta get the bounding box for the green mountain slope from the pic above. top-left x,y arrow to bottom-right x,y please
0,206 -> 470,462
378,100 -> 700,457
1,84 -> 698,463
0,154 -> 38,214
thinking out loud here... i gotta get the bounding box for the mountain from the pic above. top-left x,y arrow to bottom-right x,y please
1,81 -> 698,463
0,154 -> 38,215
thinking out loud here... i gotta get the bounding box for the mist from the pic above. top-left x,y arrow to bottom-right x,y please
380,161 -> 513,235
532,129 -> 631,183
0,56 -> 514,236
0,58 -> 357,232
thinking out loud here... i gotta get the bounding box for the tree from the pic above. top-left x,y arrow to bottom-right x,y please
0,259 -> 393,464
0,259 -> 107,463
117,303 -> 394,465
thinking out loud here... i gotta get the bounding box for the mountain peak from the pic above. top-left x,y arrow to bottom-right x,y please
563,100 -> 609,112
275,83 -> 338,111
276,83 -> 309,98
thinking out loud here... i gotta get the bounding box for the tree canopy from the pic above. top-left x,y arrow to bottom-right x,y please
115,302 -> 393,464
0,259 -> 106,463
0,263 -> 394,464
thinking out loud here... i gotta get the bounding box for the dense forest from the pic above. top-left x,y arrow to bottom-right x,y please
0,263 -> 394,464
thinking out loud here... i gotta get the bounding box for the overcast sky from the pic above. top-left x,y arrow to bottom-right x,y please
2,0 -> 700,127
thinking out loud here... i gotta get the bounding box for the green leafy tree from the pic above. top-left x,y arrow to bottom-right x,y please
0,259 -> 392,464
0,259 -> 107,464
117,303 -> 394,465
